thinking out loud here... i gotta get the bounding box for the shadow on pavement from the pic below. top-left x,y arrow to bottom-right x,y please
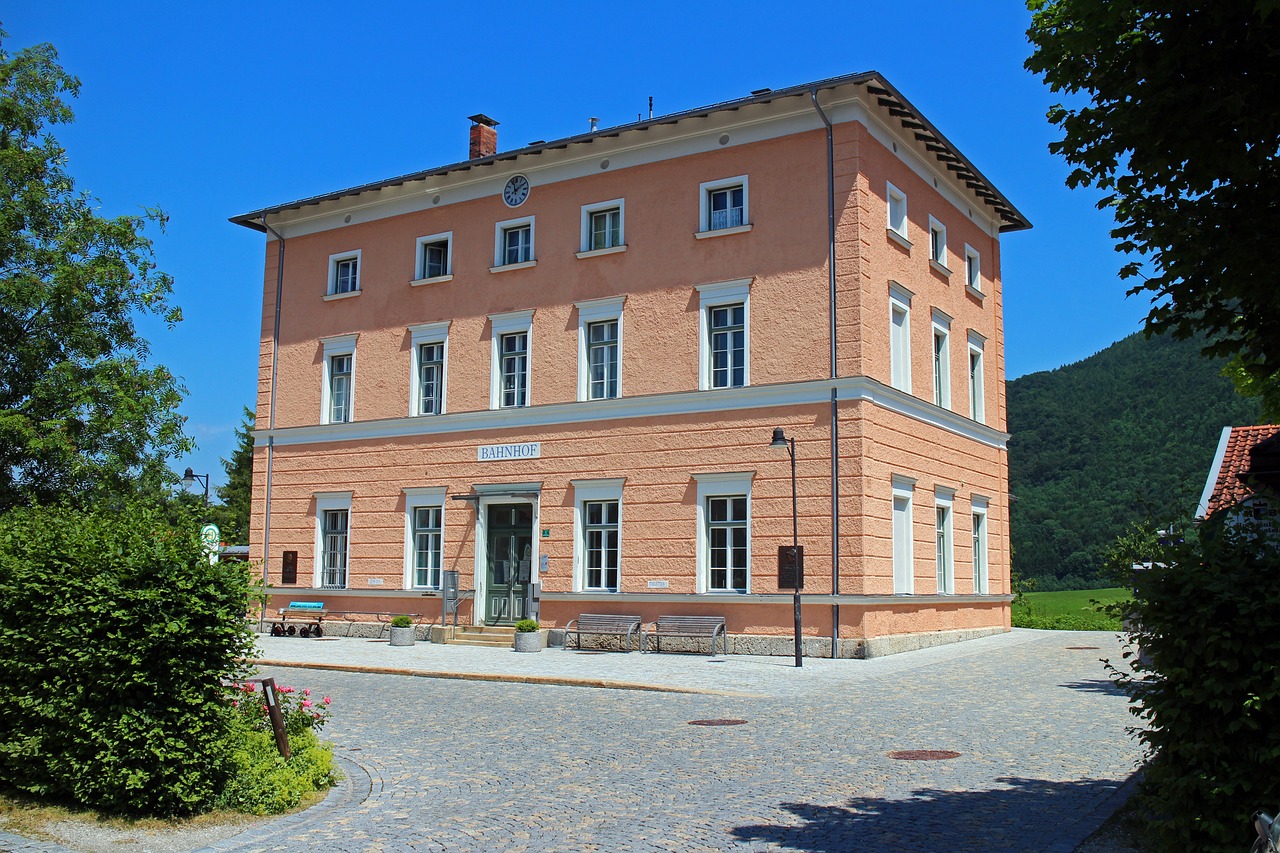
728,775 -> 1130,853
1058,678 -> 1127,696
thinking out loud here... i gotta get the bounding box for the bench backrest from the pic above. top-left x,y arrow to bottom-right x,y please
577,614 -> 641,629
286,601 -> 324,610
654,615 -> 725,633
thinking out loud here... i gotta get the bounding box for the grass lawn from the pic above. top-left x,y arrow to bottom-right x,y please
1012,587 -> 1129,630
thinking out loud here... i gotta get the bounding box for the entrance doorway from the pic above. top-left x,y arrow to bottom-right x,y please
485,503 -> 532,624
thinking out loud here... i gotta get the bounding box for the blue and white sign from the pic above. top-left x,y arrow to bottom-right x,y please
478,442 -> 541,462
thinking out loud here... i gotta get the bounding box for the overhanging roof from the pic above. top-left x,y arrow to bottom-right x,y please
230,71 -> 1031,234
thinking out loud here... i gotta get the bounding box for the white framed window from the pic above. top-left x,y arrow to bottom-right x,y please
964,244 -> 982,294
404,487 -> 447,589
493,216 -> 535,270
572,478 -> 625,592
886,182 -> 908,242
314,492 -> 352,589
576,296 -> 624,401
489,309 -> 534,409
697,175 -> 750,236
932,311 -> 951,409
693,471 -> 752,594
327,250 -> 362,297
968,331 -> 986,424
409,321 -> 449,416
889,282 -> 913,393
892,476 -> 915,594
928,217 -> 947,269
579,199 -> 625,255
971,496 -> 989,594
697,279 -> 751,390
320,334 -> 357,424
935,487 -> 955,594
414,232 -> 452,284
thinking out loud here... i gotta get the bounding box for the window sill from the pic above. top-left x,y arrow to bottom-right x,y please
694,223 -> 753,240
966,284 -> 985,302
929,259 -> 951,278
410,274 -> 453,287
575,245 -> 627,259
323,290 -> 362,302
887,229 -> 912,251
489,260 -> 537,273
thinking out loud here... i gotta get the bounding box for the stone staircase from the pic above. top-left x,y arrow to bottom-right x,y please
440,624 -> 515,649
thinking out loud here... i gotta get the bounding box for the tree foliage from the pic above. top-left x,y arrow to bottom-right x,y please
1025,2 -> 1280,411
1008,331 -> 1259,586
0,30 -> 189,509
209,408 -> 254,545
1109,514 -> 1280,850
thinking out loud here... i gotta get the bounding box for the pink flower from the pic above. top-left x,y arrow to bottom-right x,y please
302,700 -> 312,708
303,689 -> 311,697
322,697 -> 331,705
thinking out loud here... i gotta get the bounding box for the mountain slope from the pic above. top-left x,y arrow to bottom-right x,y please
1007,331 -> 1261,585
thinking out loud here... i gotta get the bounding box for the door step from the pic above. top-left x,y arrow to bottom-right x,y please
442,624 -> 517,648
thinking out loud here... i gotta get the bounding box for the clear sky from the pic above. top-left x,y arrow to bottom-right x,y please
3,1 -> 1150,492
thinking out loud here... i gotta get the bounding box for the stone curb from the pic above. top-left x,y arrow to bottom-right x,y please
249,657 -> 757,697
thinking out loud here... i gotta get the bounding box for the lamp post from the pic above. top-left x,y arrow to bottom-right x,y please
181,467 -> 210,504
769,427 -> 803,667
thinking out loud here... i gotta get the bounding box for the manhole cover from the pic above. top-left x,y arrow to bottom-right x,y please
1065,646 -> 1100,650
314,637 -> 340,641
688,719 -> 747,726
575,651 -> 606,655
887,750 -> 961,761
366,639 -> 390,644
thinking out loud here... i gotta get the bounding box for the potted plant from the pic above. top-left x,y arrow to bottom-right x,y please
389,615 -> 416,647
513,618 -> 542,653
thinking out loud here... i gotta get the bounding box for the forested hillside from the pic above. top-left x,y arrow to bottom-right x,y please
1007,331 -> 1260,588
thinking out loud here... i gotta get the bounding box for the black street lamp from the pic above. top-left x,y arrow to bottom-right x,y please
769,427 -> 803,667
181,467 -> 210,504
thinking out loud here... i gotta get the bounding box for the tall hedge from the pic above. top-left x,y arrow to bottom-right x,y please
1114,514 -> 1280,850
0,503 -> 257,816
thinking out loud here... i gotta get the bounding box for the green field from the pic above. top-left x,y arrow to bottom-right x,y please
1012,587 -> 1129,630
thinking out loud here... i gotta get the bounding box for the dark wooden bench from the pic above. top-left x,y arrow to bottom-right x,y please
270,601 -> 327,637
564,614 -> 643,652
642,615 -> 727,656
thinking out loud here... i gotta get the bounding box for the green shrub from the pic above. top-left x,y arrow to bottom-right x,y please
514,618 -> 540,633
1111,515 -> 1280,851
390,615 -> 413,628
0,503 -> 257,817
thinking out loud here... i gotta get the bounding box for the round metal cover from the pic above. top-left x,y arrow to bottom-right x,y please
887,749 -> 961,761
688,719 -> 747,726
1065,646 -> 1101,650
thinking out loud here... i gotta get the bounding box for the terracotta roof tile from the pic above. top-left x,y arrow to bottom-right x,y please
1205,424 -> 1280,516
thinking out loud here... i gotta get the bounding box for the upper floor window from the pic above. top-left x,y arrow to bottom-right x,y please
889,283 -> 913,393
409,321 -> 449,417
928,217 -> 947,269
697,176 -> 750,236
576,296 -> 624,401
965,244 -> 982,294
327,250 -> 362,297
489,309 -> 534,409
932,311 -> 951,409
579,199 -> 625,255
493,217 -> 535,270
414,232 -> 452,283
320,334 -> 357,424
697,279 -> 751,390
968,332 -> 986,424
887,183 -> 908,242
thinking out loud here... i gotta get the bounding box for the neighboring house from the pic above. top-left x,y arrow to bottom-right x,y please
1197,424 -> 1280,527
231,71 -> 1029,658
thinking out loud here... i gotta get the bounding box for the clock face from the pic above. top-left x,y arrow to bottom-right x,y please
503,174 -> 530,207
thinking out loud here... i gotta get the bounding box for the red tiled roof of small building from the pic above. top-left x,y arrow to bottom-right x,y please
1204,425 -> 1280,517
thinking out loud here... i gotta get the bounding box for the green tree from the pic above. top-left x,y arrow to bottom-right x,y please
0,31 -> 189,509
1025,2 -> 1280,411
210,408 -> 254,544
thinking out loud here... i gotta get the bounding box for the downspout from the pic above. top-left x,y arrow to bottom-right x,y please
811,88 -> 840,658
259,216 -> 286,622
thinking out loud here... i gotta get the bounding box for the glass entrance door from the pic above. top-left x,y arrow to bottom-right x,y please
485,503 -> 533,624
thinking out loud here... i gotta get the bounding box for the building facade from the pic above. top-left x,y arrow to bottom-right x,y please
233,72 -> 1029,657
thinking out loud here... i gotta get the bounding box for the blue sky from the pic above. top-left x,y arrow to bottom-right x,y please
3,2 -> 1149,492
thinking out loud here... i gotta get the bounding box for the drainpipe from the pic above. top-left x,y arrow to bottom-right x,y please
811,88 -> 840,658
259,216 -> 286,622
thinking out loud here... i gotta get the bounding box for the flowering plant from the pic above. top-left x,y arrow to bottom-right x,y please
230,681 -> 332,738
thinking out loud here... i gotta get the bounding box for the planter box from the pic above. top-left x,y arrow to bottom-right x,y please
513,630 -> 543,653
389,625 -> 416,647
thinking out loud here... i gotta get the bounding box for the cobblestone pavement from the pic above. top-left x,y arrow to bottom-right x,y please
0,630 -> 1143,853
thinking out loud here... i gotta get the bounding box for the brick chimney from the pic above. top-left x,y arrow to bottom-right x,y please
468,114 -> 498,159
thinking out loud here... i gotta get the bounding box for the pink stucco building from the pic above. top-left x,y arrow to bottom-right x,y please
232,71 -> 1029,657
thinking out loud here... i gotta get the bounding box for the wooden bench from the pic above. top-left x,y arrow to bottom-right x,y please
564,614 -> 643,652
642,615 -> 727,656
270,602 -> 327,638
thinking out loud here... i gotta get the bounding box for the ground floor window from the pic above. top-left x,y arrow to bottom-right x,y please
583,500 -> 619,591
321,509 -> 348,588
707,495 -> 748,592
413,506 -> 442,588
